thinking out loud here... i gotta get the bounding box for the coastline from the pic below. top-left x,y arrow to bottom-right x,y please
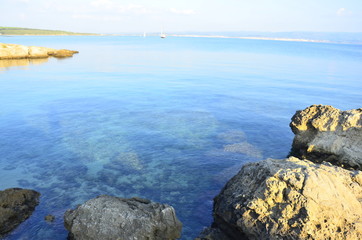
2,33 -> 361,45
171,34 -> 334,44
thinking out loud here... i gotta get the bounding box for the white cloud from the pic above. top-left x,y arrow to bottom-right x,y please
337,8 -> 352,16
90,0 -> 153,14
90,0 -> 115,9
337,8 -> 346,16
72,14 -> 122,22
169,8 -> 196,15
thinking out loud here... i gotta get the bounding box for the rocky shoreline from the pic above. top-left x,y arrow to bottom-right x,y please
198,104 -> 362,239
0,104 -> 361,239
0,43 -> 78,59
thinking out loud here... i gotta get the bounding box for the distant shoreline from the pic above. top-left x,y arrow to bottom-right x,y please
0,34 -> 99,36
1,32 -> 361,45
171,34 -> 333,43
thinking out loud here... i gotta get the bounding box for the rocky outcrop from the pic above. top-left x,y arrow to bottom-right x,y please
290,104 -> 362,169
0,43 -> 78,59
0,188 -> 40,237
64,195 -> 182,240
198,104 -> 362,239
203,157 -> 362,240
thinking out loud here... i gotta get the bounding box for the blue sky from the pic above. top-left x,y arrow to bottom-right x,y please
1,0 -> 361,33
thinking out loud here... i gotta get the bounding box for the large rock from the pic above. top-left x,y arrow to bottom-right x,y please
290,104 -> 362,169
64,195 -> 182,240
207,157 -> 362,240
0,43 -> 28,59
0,43 -> 78,59
0,188 -> 40,237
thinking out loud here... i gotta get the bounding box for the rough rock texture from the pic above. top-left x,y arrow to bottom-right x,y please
196,227 -> 233,240
290,104 -> 362,169
64,195 -> 182,240
48,49 -> 79,58
0,188 -> 40,237
0,43 -> 78,59
207,157 -> 362,240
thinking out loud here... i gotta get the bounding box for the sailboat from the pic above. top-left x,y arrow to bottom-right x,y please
160,29 -> 166,38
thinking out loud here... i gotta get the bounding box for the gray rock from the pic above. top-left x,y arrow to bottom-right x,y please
210,157 -> 362,240
195,227 -> 234,240
290,104 -> 362,169
0,188 -> 40,237
64,195 -> 182,240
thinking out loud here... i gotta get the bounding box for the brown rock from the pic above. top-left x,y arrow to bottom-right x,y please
0,43 -> 28,59
28,46 -> 49,58
0,188 -> 40,237
45,214 -> 55,222
0,43 -> 78,59
48,49 -> 79,58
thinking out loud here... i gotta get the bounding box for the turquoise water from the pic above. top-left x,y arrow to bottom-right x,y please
0,36 -> 361,239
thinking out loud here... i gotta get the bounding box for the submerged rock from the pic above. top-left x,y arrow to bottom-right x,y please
45,214 -> 55,222
64,195 -> 182,240
290,104 -> 362,169
0,43 -> 78,59
207,157 -> 362,240
0,188 -> 40,237
223,142 -> 263,159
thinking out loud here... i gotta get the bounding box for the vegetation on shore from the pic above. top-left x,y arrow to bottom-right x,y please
0,27 -> 97,36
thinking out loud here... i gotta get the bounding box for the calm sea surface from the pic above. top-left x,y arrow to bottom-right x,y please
0,36 -> 361,239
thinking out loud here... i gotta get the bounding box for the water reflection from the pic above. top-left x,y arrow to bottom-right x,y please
0,58 -> 49,71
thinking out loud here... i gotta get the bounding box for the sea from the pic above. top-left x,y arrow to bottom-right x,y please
0,35 -> 361,239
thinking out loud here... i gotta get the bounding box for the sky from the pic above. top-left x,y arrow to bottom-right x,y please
1,0 -> 361,34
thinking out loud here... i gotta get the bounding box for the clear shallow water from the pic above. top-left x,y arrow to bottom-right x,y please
0,36 -> 361,239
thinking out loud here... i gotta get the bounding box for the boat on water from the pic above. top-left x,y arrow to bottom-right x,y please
160,29 -> 166,38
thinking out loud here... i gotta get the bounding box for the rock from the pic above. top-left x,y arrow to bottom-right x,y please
48,49 -> 79,58
207,157 -> 362,240
64,195 -> 182,240
0,43 -> 78,59
0,188 -> 40,237
223,142 -> 263,158
290,104 -> 362,169
195,227 -> 233,240
45,214 -> 55,222
28,46 -> 49,58
0,43 -> 28,59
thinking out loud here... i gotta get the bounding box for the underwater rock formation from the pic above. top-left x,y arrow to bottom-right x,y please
0,188 -> 40,237
223,142 -> 262,159
290,104 -> 362,169
64,195 -> 182,240
202,157 -> 362,240
0,43 -> 78,59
